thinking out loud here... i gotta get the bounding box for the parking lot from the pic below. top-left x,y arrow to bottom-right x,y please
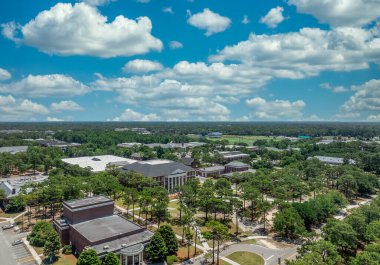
0,222 -> 37,265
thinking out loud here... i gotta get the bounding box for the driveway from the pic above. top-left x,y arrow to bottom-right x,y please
0,221 -> 37,265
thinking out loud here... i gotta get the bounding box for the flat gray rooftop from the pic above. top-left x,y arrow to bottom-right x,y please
72,215 -> 143,243
64,196 -> 112,209
0,146 -> 28,154
90,230 -> 153,255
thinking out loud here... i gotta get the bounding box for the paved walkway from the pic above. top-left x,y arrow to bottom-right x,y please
221,256 -> 240,265
22,237 -> 42,265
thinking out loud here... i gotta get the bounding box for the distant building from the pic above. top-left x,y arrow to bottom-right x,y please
121,160 -> 195,192
224,161 -> 250,173
0,176 -> 47,207
197,161 -> 251,178
62,155 -> 136,172
54,196 -> 153,262
196,166 -> 225,178
130,153 -> 144,161
0,146 -> 28,154
117,142 -> 206,150
131,128 -> 152,135
208,132 -> 223,138
117,143 -> 142,148
180,157 -> 198,168
316,139 -> 335,145
308,156 -> 356,165
218,151 -> 250,162
35,139 -> 81,149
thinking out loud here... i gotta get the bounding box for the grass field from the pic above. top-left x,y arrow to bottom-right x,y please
0,212 -> 23,218
224,251 -> 264,265
208,135 -> 276,145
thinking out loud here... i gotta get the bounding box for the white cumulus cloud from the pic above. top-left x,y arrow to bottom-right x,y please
0,95 -> 49,121
47,117 -> 65,122
112,108 -> 160,121
288,0 -> 380,27
80,0 -> 114,6
0,68 -> 11,81
246,97 -> 305,120
260,6 -> 285,28
187,8 -> 231,36
242,15 -> 250,25
169,41 -> 184,49
341,79 -> 380,112
0,74 -> 90,98
320,83 -> 349,93
2,3 -> 163,58
210,27 -> 379,79
50,100 -> 84,112
123,59 -> 163,73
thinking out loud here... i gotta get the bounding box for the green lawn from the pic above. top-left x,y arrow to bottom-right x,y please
0,212 -> 23,218
224,251 -> 264,265
208,135 -> 275,145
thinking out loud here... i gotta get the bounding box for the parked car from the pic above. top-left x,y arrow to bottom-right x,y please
12,239 -> 23,246
2,224 -> 15,230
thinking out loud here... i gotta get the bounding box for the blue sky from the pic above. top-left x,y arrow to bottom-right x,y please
0,0 -> 379,122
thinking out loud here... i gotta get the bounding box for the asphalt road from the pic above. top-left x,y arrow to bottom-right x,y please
0,221 -> 37,265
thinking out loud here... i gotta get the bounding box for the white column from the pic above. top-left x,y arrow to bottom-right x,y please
132,255 -> 135,265
126,255 -> 128,265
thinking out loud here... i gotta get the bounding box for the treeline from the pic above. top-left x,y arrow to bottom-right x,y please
1,122 -> 380,138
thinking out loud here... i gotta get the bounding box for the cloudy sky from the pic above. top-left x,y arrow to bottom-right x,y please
0,0 -> 380,122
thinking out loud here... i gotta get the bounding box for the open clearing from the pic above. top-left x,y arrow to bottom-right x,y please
209,135 -> 277,145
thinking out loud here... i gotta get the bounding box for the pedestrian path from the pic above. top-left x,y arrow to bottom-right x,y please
221,256 -> 240,265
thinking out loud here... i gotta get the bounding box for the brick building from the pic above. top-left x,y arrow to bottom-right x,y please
54,196 -> 153,264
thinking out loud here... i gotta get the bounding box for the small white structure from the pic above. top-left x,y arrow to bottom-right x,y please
62,155 -> 136,172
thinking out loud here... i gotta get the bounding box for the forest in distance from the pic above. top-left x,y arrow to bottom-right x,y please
1,121 -> 380,138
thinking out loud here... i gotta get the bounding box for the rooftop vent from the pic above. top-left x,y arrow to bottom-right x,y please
121,243 -> 127,248
103,245 -> 109,250
92,157 -> 101,161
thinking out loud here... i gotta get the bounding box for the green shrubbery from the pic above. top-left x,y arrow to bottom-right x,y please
166,255 -> 178,265
62,245 -> 72,255
27,221 -> 56,247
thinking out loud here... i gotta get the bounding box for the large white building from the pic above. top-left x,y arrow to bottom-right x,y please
61,155 -> 136,172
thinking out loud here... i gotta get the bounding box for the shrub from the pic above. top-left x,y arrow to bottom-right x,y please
27,221 -> 56,247
62,245 -> 72,255
167,255 -> 178,265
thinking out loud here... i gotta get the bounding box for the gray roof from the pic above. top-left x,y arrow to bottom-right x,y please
122,160 -> 193,177
72,215 -> 143,243
181,157 -> 195,166
64,196 -> 113,210
309,156 -> 356,165
0,146 -> 28,154
225,161 -> 249,168
197,166 -> 225,173
0,176 -> 47,198
218,151 -> 249,159
90,231 -> 153,255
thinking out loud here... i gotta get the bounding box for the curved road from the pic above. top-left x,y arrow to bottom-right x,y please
191,242 -> 297,265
